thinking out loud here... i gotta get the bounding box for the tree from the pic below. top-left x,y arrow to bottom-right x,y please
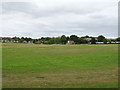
107,39 -> 111,44
84,35 -> 89,38
97,35 -> 106,42
78,38 -> 88,44
69,35 -> 79,44
48,37 -> 56,44
116,37 -> 120,42
33,39 -> 36,43
91,37 -> 96,44
60,35 -> 67,44
45,37 -> 51,41
12,36 -> 20,41
40,37 -> 51,44
103,39 -> 107,44
66,36 -> 70,41
24,37 -> 32,42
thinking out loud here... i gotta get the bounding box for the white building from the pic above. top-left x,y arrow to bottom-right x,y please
66,40 -> 75,45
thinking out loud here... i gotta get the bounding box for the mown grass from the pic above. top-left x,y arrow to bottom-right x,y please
2,43 -> 118,88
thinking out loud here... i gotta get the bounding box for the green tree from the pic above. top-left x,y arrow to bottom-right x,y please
103,39 -> 107,44
116,37 -> 120,41
66,36 -> 70,41
12,36 -> 20,41
60,35 -> 67,44
107,39 -> 111,44
79,38 -> 88,44
69,35 -> 79,44
91,37 -> 96,44
48,37 -> 56,44
97,35 -> 106,42
84,35 -> 89,38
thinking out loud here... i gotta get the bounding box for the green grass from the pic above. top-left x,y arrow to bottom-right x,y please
2,43 -> 118,88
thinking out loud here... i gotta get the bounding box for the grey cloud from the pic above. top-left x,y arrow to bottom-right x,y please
2,1 -> 116,18
1,1 -> 118,38
2,2 -> 34,14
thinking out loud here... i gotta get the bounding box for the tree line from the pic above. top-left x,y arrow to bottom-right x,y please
11,35 -> 120,44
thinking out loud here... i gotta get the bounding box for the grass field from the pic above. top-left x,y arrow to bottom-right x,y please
2,43 -> 118,88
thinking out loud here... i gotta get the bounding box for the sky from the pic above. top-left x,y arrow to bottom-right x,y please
0,0 -> 119,38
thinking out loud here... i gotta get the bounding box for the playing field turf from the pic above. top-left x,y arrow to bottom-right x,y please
2,43 -> 118,88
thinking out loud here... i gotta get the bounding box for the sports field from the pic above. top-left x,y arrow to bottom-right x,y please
2,43 -> 118,88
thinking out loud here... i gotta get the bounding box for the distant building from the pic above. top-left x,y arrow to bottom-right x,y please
23,41 -> 27,43
66,40 -> 75,45
111,41 -> 120,44
0,37 -> 14,43
28,41 -> 33,44
84,38 -> 92,41
35,40 -> 41,44
96,42 -> 104,44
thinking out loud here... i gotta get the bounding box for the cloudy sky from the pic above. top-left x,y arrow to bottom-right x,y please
1,0 -> 119,38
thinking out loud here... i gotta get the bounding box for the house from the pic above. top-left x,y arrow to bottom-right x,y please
96,42 -> 104,44
1,37 -> 14,43
35,40 -> 41,44
23,41 -> 27,43
84,38 -> 92,41
28,41 -> 33,44
111,41 -> 120,44
66,40 -> 75,45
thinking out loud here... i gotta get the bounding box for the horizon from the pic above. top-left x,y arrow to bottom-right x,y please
0,35 -> 118,39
